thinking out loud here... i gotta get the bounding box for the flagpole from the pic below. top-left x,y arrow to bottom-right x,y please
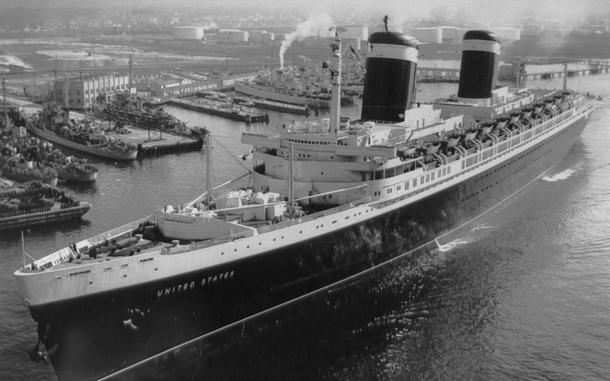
21,230 -> 26,269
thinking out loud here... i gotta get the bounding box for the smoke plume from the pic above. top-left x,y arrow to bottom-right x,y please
279,13 -> 333,69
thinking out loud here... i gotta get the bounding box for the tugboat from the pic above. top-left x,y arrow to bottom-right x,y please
14,20 -> 597,381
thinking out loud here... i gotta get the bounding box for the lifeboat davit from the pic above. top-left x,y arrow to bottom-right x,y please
446,135 -> 461,148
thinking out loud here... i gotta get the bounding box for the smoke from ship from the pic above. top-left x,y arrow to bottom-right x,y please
279,13 -> 333,69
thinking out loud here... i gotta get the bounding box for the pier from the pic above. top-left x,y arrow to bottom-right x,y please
105,126 -> 203,158
167,97 -> 269,124
417,67 -> 460,82
417,58 -> 610,83
504,58 -> 610,81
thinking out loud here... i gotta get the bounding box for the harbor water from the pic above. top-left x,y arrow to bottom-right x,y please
1,76 -> 609,380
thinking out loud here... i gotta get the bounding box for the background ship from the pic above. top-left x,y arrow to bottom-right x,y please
0,157 -> 57,186
0,181 -> 90,231
13,25 -> 596,381
50,155 -> 98,183
235,65 -> 354,109
26,104 -> 138,161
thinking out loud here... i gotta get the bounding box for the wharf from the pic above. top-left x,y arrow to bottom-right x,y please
417,58 -> 610,83
168,97 -> 269,124
105,127 -> 203,158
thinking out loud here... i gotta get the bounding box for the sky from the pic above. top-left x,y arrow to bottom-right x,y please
0,0 -> 607,26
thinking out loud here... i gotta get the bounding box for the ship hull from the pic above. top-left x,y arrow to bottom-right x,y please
29,116 -> 588,381
234,82 -> 330,109
26,124 -> 138,161
56,168 -> 98,183
0,170 -> 57,186
0,202 -> 90,231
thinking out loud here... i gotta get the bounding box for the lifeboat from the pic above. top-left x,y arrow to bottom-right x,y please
533,103 -> 545,114
494,117 -> 508,130
446,135 -> 461,148
521,108 -> 533,119
479,122 -> 493,135
426,142 -> 441,155
509,112 -> 521,124
464,130 -> 478,141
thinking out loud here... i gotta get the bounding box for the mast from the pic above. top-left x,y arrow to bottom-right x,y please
329,29 -> 342,135
204,132 -> 214,206
1,76 -> 8,130
288,142 -> 294,218
563,61 -> 568,91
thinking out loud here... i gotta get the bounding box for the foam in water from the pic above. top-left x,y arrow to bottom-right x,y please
542,166 -> 580,182
435,238 -> 469,253
471,223 -> 494,231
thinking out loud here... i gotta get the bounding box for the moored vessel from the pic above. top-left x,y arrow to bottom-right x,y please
0,156 -> 58,186
235,64 -> 354,110
0,181 -> 90,231
26,104 -> 138,161
54,158 -> 98,183
14,22 -> 597,381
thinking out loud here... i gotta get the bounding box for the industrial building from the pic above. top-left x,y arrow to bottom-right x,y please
494,27 -> 521,42
440,27 -> 466,44
217,29 -> 249,43
173,26 -> 205,40
342,37 -> 362,51
56,74 -> 134,110
249,30 -> 275,44
409,27 -> 443,44
340,25 -> 368,41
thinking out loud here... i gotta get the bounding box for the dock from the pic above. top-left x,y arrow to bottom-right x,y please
168,97 -> 269,124
417,67 -> 460,82
105,126 -> 203,158
416,58 -> 610,83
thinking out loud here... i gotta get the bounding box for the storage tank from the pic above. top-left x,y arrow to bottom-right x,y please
361,32 -> 419,123
457,30 -> 501,101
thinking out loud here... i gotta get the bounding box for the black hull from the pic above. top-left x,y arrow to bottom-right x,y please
32,118 -> 587,381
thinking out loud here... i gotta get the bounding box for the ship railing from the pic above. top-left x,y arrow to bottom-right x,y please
256,199 -> 368,234
379,100 -> 592,206
79,215 -> 154,251
458,104 -> 581,173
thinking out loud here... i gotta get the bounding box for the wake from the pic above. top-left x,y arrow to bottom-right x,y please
542,165 -> 580,182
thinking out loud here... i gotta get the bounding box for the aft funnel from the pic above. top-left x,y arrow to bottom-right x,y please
457,30 -> 501,103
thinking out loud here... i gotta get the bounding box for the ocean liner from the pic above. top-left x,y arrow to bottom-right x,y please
14,26 -> 596,381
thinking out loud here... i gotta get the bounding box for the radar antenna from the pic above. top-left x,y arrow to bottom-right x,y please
383,15 -> 389,32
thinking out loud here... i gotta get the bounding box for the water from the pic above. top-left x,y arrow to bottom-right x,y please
1,75 -> 609,380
